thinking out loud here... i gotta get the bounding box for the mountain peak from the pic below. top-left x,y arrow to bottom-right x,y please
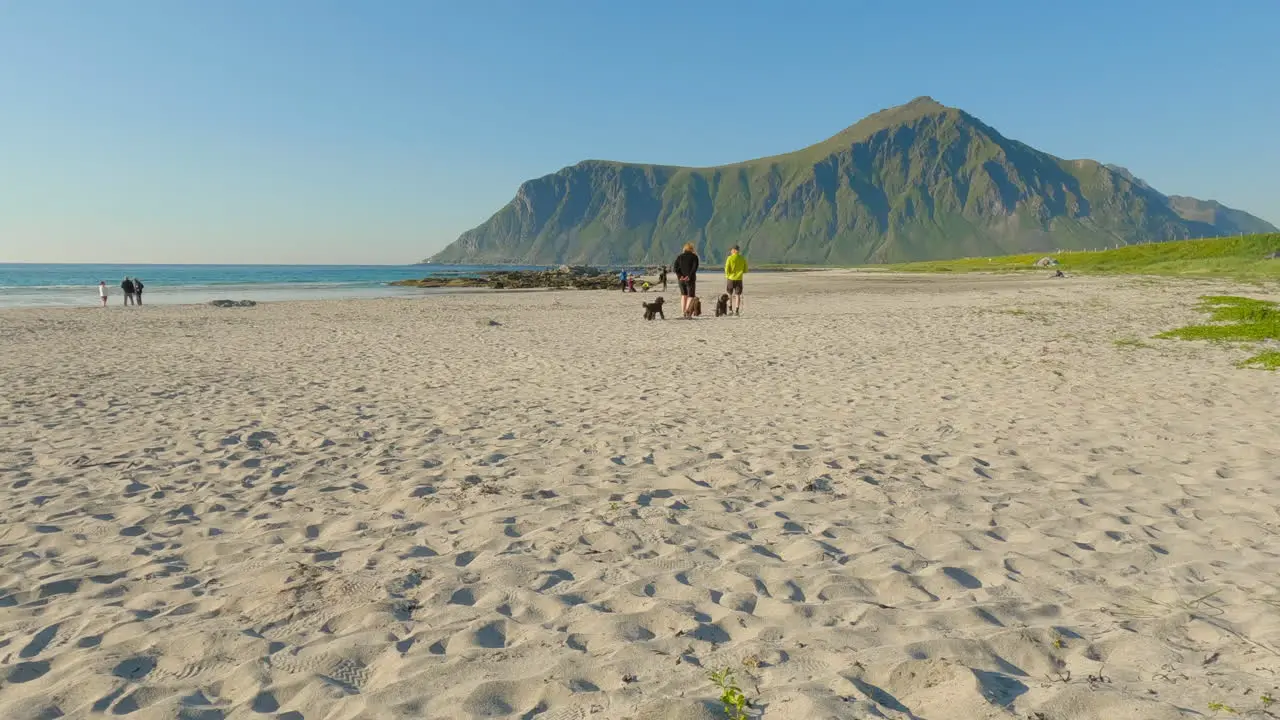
865,95 -> 954,123
818,95 -> 962,149
904,95 -> 946,110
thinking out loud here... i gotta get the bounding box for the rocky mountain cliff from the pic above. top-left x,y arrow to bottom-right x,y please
430,97 -> 1276,265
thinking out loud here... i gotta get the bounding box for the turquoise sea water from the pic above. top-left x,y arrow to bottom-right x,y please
0,263 -> 548,308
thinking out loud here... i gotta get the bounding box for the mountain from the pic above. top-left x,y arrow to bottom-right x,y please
430,97 -> 1277,265
1105,165 -> 1276,236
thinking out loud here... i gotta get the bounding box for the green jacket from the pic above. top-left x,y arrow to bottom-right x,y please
724,254 -> 747,281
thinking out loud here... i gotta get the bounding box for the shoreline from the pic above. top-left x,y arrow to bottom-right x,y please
0,269 -> 1135,313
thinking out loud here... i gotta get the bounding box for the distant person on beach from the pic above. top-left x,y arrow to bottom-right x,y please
724,245 -> 747,315
673,243 -> 699,318
133,278 -> 144,305
627,275 -> 636,292
619,270 -> 628,292
659,266 -> 668,291
121,277 -> 135,306
98,281 -> 108,307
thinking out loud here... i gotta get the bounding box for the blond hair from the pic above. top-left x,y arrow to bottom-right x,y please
682,243 -> 696,253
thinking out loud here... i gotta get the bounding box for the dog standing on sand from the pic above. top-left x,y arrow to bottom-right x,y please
714,294 -> 729,317
642,296 -> 665,320
687,296 -> 702,318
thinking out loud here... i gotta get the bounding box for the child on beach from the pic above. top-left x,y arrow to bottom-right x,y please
98,281 -> 108,307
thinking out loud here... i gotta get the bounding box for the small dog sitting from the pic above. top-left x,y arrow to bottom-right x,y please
642,296 -> 665,320
687,296 -> 702,318
714,294 -> 729,317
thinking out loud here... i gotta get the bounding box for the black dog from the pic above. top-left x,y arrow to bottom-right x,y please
714,294 -> 729,317
642,296 -> 665,320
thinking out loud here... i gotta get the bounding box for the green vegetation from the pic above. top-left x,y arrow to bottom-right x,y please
708,668 -> 751,720
1237,350 -> 1280,370
1158,296 -> 1280,341
1113,338 -> 1153,350
429,97 -> 1275,266
884,234 -> 1280,279
1157,295 -> 1280,369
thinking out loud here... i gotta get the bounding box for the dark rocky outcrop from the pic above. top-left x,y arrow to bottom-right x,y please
391,267 -> 625,290
208,300 -> 257,307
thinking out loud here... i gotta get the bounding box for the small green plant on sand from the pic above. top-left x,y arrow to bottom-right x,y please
1208,700 -> 1238,714
1261,693 -> 1275,707
1000,308 -> 1051,323
1113,337 -> 1152,350
1051,631 -> 1066,650
1157,296 -> 1280,369
709,667 -> 751,720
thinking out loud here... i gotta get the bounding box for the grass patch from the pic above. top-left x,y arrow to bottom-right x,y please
999,308 -> 1051,323
1157,296 -> 1280,342
1156,295 -> 1280,369
878,233 -> 1280,280
1239,350 -> 1280,370
1113,338 -> 1153,350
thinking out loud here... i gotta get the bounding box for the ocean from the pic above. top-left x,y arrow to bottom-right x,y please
0,263 -> 551,309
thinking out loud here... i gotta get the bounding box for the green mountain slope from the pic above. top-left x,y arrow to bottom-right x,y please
430,97 -> 1276,265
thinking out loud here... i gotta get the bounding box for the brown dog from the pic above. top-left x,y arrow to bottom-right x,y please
642,296 -> 665,320
687,296 -> 702,318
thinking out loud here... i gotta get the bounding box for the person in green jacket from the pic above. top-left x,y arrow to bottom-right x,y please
724,245 -> 747,315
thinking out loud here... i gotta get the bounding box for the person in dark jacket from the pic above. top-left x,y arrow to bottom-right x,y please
121,277 -> 135,306
133,278 -> 144,305
659,265 -> 668,291
672,243 -> 700,318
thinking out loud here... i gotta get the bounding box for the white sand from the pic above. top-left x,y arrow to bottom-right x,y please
1,271 -> 1278,719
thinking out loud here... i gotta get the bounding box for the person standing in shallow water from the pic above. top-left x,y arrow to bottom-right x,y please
98,281 -> 108,307
121,277 -> 135,306
133,278 -> 144,305
673,243 -> 699,318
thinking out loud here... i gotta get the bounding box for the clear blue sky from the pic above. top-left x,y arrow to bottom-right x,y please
1,1 -> 1277,264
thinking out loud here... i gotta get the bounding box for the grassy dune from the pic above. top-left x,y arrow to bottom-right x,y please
879,233 -> 1280,279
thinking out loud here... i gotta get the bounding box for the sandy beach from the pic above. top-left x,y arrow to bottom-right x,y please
2,271 -> 1278,720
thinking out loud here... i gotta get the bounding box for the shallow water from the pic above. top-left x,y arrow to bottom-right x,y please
0,263 -> 546,308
